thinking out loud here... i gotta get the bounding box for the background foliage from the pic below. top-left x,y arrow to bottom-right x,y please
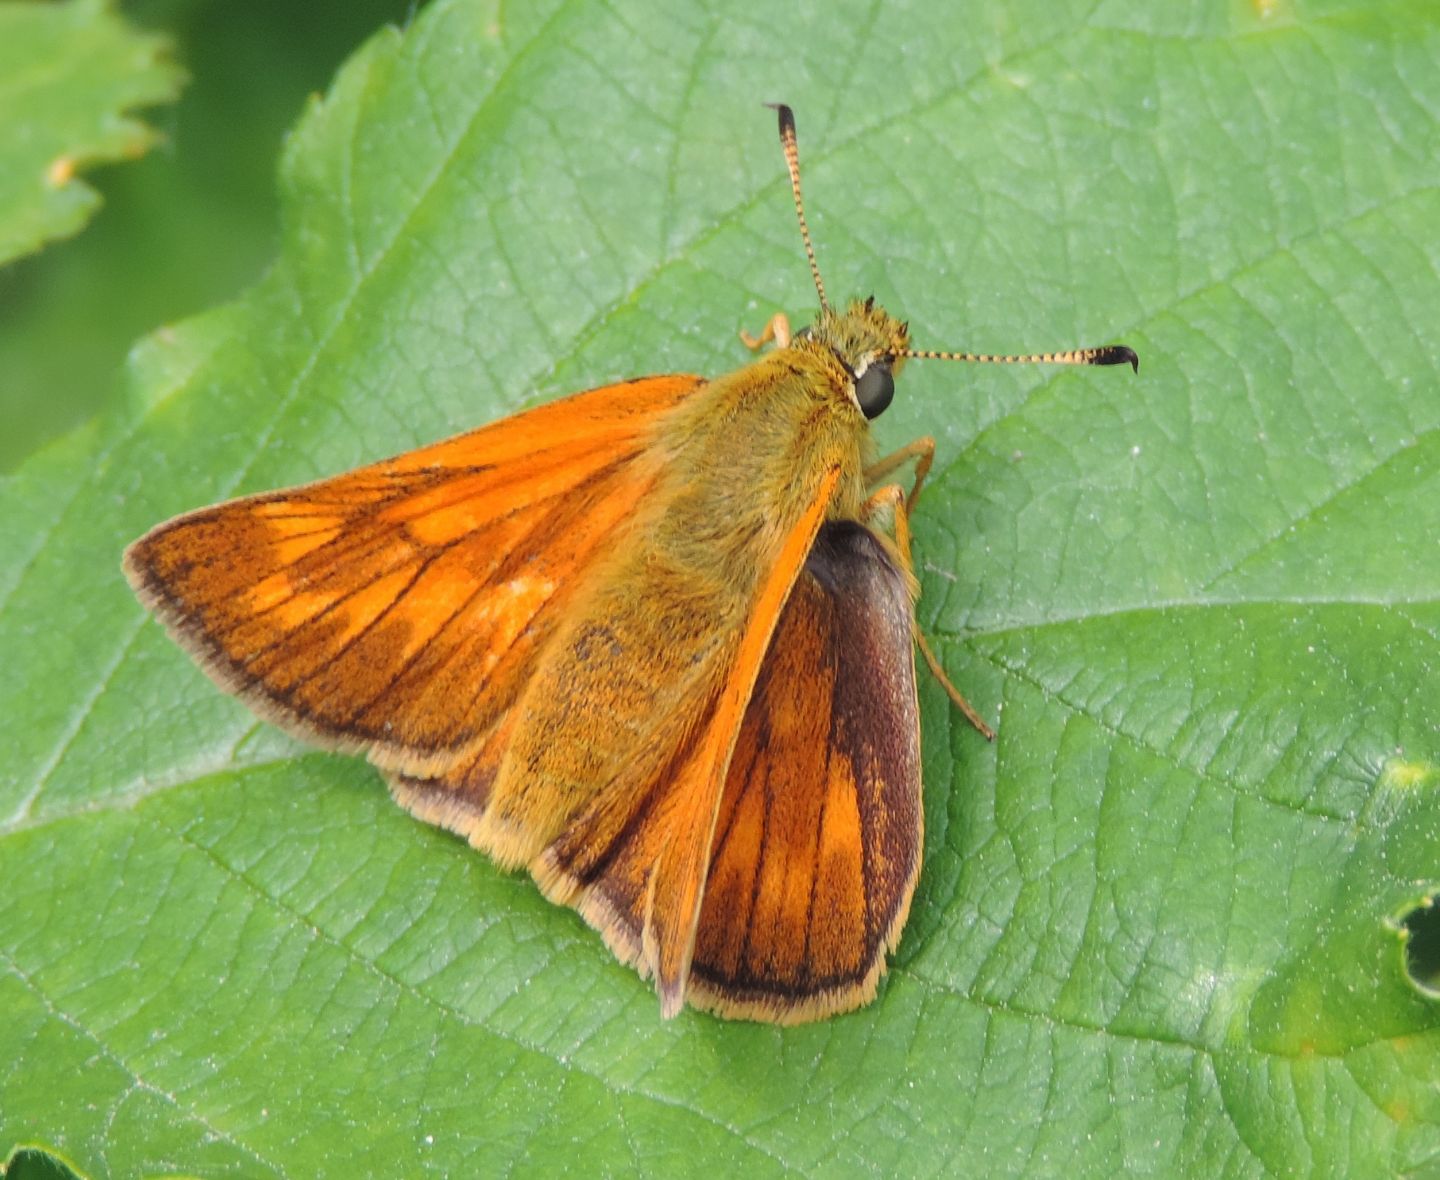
0,0 -> 417,469
0,0 -> 179,270
2,0 -> 1438,1176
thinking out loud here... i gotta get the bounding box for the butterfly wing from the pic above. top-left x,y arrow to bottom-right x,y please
392,465 -> 845,1016
124,375 -> 705,776
688,520 -> 923,1023
128,365 -> 874,1021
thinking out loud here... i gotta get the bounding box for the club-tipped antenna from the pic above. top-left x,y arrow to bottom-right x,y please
769,103 -> 829,313
898,344 -> 1139,372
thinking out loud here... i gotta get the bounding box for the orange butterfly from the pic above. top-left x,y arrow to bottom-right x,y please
124,106 -> 1136,1023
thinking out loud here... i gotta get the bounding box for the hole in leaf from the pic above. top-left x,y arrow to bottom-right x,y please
1402,895 -> 1440,995
3,1146 -> 88,1180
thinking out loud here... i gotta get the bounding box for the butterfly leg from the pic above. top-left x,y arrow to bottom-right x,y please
740,312 -> 792,351
865,435 -> 934,513
862,483 -> 996,741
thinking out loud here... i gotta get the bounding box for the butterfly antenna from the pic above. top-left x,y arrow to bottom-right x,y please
899,344 -> 1140,371
769,103 -> 830,313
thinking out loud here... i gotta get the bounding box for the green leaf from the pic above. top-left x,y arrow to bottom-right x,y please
3,0 -> 1438,1175
0,0 -> 183,267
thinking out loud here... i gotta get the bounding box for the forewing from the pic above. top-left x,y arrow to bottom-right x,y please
688,520 -> 923,1023
124,375 -> 704,774
393,465 -> 845,1015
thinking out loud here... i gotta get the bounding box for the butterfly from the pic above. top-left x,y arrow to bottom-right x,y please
124,105 -> 1136,1023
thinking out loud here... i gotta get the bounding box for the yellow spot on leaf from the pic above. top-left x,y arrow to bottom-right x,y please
1379,758 -> 1437,792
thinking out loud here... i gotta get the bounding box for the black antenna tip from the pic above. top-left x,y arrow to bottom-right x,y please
1096,345 -> 1139,372
766,102 -> 796,136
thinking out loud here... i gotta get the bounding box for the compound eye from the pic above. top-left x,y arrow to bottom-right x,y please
854,362 -> 894,419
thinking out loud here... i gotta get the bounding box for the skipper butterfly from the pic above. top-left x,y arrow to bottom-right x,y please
125,106 -> 1136,1022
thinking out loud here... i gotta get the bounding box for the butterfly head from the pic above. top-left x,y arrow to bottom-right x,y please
800,296 -> 910,420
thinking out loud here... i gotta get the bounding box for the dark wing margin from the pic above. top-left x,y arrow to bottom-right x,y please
688,520 -> 923,1023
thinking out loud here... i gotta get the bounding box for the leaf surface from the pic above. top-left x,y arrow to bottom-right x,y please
0,0 -> 181,266
2,0 -> 1438,1175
